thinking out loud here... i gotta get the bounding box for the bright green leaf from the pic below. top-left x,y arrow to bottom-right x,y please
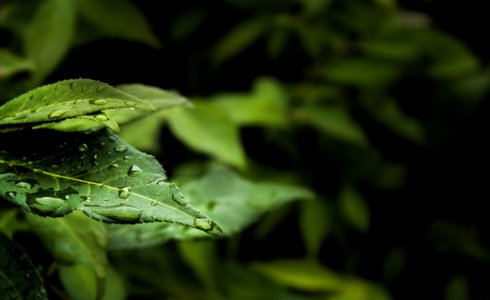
0,49 -> 35,79
0,129 -> 222,236
74,0 -> 161,48
294,105 -> 368,145
0,79 -> 154,129
331,278 -> 392,300
213,77 -> 288,127
339,186 -> 370,232
0,232 -> 48,299
167,102 -> 246,169
23,0 -> 76,82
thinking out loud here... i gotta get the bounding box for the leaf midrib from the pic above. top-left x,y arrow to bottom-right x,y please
0,159 -> 191,220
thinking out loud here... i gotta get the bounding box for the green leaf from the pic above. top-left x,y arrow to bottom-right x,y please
0,232 -> 48,299
445,275 -> 470,300
167,102 -> 246,169
59,264 -> 99,300
101,267 -> 127,300
324,58 -> 399,87
339,186 -> 370,232
294,105 -> 368,145
33,113 -> 120,133
213,77 -> 288,127
0,128 -> 222,236
181,168 -> 314,235
107,168 -> 313,249
74,0 -> 161,48
0,79 -> 154,129
23,0 -> 76,82
299,199 -> 332,257
252,259 -> 344,291
26,211 -> 107,298
213,18 -> 266,64
0,49 -> 35,79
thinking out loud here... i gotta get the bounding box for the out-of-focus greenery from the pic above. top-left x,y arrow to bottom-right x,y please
1,0 -> 489,299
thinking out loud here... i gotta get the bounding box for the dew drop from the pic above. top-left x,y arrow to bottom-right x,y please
51,164 -> 60,169
14,113 -> 27,119
95,114 -> 108,121
125,101 -> 137,107
109,163 -> 119,170
172,194 -> 188,206
150,200 -> 158,206
108,136 -> 117,142
128,165 -> 143,176
194,218 -> 214,231
114,145 -> 128,152
96,86 -> 105,93
69,82 -> 76,89
49,110 -> 67,119
78,143 -> 88,152
90,99 -> 108,105
118,187 -> 131,199
123,155 -> 130,160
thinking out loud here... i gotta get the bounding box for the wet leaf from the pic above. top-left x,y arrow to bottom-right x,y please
23,0 -> 76,82
0,49 -> 35,79
0,79 -> 154,129
74,0 -> 161,48
33,113 -> 120,133
0,232 -> 48,299
0,129 -> 222,236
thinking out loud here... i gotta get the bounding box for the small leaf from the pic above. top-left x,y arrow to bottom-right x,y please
213,18 -> 266,64
299,199 -> 332,257
0,49 -> 35,79
74,0 -> 161,48
0,129 -> 222,236
339,186 -> 370,232
294,105 -> 368,145
324,58 -> 399,87
23,0 -> 76,82
252,259 -> 344,291
0,79 -> 154,128
0,232 -> 48,299
167,102 -> 246,169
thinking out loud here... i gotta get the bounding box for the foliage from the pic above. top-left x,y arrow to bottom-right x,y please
1,0 -> 489,299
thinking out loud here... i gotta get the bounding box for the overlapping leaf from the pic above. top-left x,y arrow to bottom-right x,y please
0,128 -> 222,236
0,79 -> 153,130
107,168 -> 313,249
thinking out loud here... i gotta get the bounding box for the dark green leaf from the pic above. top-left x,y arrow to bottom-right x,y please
23,0 -> 76,81
0,129 -> 222,236
213,18 -> 266,64
324,59 -> 399,87
74,0 -> 161,48
0,79 -> 154,129
339,186 -> 370,232
0,232 -> 48,299
0,49 -> 35,79
299,199 -> 332,257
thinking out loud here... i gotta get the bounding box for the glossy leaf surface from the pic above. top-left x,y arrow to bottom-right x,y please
0,129 -> 221,236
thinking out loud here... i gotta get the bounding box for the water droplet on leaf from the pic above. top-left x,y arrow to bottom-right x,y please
95,114 -> 108,121
194,218 -> 214,231
109,163 -> 119,170
114,145 -> 128,152
118,187 -> 131,199
78,143 -> 88,152
16,182 -> 31,190
49,110 -> 67,119
96,86 -> 105,93
128,165 -> 143,176
172,194 -> 188,206
125,101 -> 137,107
90,99 -> 108,105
